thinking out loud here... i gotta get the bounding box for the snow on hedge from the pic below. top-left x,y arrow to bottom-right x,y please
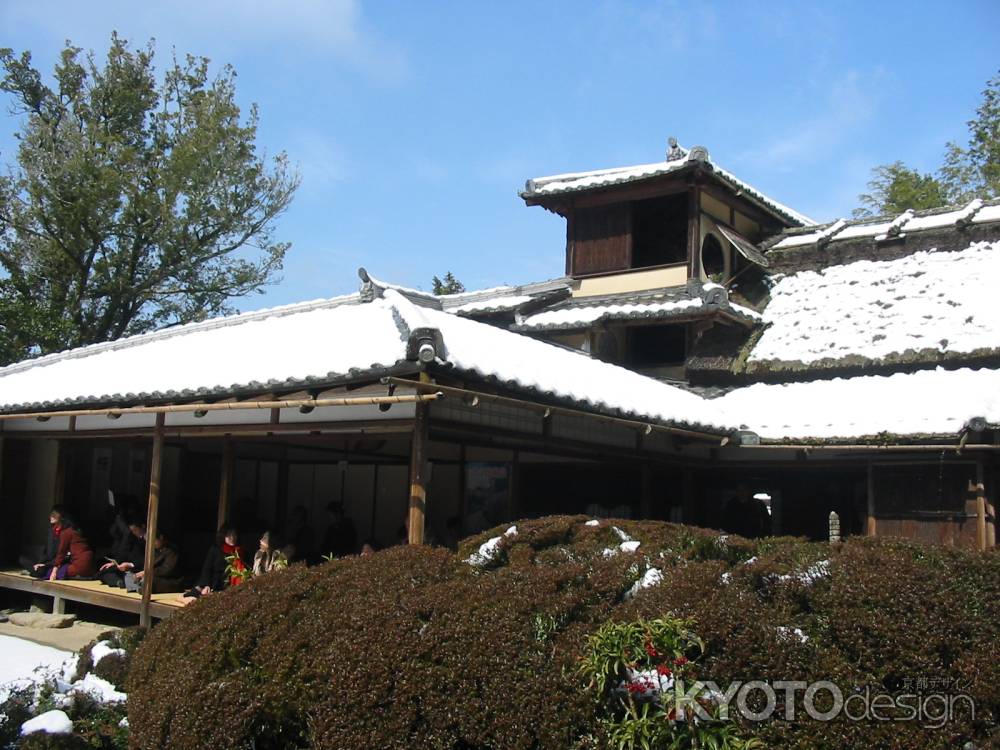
466,525 -> 518,566
751,241 -> 1000,365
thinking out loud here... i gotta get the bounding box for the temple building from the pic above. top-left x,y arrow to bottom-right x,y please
1,141 -> 997,622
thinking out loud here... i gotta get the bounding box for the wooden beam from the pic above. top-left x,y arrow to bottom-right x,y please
217,440 -> 234,530
687,184 -> 700,279
388,377 -> 726,443
140,413 -> 165,628
866,462 -> 877,537
17,419 -> 415,441
0,392 -> 442,422
407,401 -> 429,545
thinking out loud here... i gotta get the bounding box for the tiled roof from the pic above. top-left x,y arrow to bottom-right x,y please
513,283 -> 760,332
719,366 -> 1000,441
748,240 -> 1000,371
768,198 -> 1000,251
521,150 -> 815,227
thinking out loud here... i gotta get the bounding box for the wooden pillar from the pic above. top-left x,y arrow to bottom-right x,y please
976,460 -> 988,552
407,401 -> 429,545
140,413 -> 165,628
640,464 -> 653,519
217,440 -> 233,531
866,462 -> 877,537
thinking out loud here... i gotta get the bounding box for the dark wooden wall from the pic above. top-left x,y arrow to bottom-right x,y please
569,204 -> 631,275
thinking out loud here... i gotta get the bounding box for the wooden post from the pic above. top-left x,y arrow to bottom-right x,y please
140,413 -> 165,628
407,401 -> 429,545
976,460 -> 987,552
866,462 -> 877,537
217,440 -> 233,531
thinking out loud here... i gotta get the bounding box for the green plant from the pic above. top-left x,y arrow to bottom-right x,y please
580,617 -> 755,749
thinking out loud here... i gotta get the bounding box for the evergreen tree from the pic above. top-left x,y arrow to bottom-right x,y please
431,272 -> 465,295
0,34 -> 299,364
854,70 -> 999,217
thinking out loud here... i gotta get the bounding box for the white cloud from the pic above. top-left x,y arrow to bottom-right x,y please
0,0 -> 407,83
738,68 -> 888,169
289,130 -> 351,196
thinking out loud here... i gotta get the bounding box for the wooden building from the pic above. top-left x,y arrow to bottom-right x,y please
0,140 -> 997,622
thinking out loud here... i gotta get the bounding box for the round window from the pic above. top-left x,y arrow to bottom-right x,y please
701,234 -> 726,279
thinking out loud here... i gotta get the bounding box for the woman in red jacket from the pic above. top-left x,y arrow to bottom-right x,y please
48,513 -> 96,580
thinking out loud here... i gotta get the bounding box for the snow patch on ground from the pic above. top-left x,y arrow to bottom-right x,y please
0,635 -> 72,703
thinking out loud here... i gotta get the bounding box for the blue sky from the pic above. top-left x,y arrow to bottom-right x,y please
1,1 -> 997,310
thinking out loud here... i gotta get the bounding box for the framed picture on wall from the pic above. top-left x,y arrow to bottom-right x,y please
464,462 -> 509,534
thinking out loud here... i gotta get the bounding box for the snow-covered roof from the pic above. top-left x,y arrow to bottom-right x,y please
770,198 -> 1000,250
522,150 -> 815,227
437,276 -> 571,317
0,286 -> 730,433
749,240 -> 1000,369
515,296 -> 759,332
718,367 -> 1000,440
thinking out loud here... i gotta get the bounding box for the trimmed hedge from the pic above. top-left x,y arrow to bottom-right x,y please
127,517 -> 1000,749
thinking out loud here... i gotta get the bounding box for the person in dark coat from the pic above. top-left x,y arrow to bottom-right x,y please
283,505 -> 314,564
181,527 -> 245,602
133,532 -> 184,593
46,513 -> 96,580
98,521 -> 146,588
322,503 -> 357,558
20,505 -> 66,577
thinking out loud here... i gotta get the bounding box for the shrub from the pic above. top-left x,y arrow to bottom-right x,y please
128,516 -> 1000,749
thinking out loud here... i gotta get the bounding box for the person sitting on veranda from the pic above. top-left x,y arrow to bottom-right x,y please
98,519 -> 146,589
133,531 -> 184,593
19,505 -> 66,578
252,531 -> 288,577
45,512 -> 96,581
181,527 -> 246,603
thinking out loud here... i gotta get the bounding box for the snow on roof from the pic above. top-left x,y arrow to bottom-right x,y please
0,285 -> 732,432
718,367 -> 1000,440
522,151 -> 815,227
0,294 -> 407,410
447,295 -> 535,314
770,198 -> 1000,250
514,291 -> 760,332
411,295 -> 729,431
750,240 -> 1000,366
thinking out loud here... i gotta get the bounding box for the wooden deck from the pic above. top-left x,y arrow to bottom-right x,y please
0,570 -> 184,621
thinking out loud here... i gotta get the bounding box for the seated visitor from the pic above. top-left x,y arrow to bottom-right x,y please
181,527 -> 246,602
283,505 -> 314,563
323,503 -> 357,558
133,531 -> 184,593
252,531 -> 288,577
19,505 -> 66,578
359,538 -> 378,556
46,512 -> 96,580
98,520 -> 146,588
